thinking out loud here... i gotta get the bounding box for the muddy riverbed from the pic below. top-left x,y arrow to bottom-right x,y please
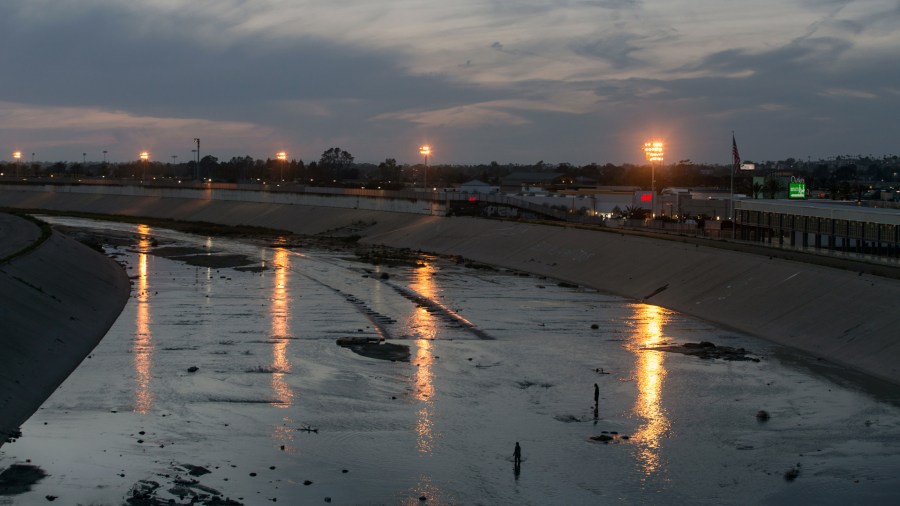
2,217 -> 900,505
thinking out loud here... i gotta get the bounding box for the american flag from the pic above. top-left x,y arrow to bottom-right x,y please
732,134 -> 741,174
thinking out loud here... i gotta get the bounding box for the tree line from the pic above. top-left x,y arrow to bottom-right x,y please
3,149 -> 897,195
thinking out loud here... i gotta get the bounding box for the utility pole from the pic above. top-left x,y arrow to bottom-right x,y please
194,138 -> 200,180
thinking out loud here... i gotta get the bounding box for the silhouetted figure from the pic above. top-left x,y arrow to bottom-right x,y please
593,405 -> 599,425
594,383 -> 599,406
513,442 -> 521,466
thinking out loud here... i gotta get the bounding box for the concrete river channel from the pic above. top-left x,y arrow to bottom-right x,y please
2,216 -> 899,505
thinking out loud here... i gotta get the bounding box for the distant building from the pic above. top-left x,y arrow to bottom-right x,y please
500,172 -> 566,192
459,179 -> 495,193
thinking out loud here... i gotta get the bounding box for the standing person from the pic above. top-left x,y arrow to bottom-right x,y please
594,383 -> 599,406
513,442 -> 521,466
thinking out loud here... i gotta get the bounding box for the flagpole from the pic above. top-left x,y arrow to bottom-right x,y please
730,131 -> 735,239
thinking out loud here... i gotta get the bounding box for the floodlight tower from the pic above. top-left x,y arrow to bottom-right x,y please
419,145 -> 431,188
12,151 -> 22,178
139,151 -> 150,182
277,151 -> 288,182
642,141 -> 664,217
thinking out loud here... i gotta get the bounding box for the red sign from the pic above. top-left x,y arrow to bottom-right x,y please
640,194 -> 652,202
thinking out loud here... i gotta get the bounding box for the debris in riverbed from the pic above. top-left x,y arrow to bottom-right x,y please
645,341 -> 759,362
589,431 -> 630,444
784,464 -> 801,481
297,425 -> 319,434
187,366 -> 199,373
336,337 -> 411,362
756,410 -> 770,421
0,464 -> 48,495
182,464 -> 211,477
516,380 -> 553,389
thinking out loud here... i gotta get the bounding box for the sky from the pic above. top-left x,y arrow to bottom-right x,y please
1,0 -> 899,166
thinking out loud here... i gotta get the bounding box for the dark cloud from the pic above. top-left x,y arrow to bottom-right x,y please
1,1 -> 899,164
571,33 -> 645,69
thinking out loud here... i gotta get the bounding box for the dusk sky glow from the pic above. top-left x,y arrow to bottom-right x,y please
2,0 -> 899,165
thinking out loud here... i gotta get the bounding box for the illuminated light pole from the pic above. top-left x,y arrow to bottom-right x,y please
276,151 -> 287,182
13,151 -> 21,178
419,145 -> 431,188
642,141 -> 664,218
140,151 -> 150,183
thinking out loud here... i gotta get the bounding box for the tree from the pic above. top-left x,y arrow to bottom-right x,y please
752,182 -> 764,199
763,178 -> 784,199
377,158 -> 399,182
319,147 -> 354,180
623,205 -> 649,220
199,155 -> 219,180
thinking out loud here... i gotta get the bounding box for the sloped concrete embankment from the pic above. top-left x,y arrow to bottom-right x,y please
2,189 -> 899,385
0,214 -> 130,446
361,217 -> 900,385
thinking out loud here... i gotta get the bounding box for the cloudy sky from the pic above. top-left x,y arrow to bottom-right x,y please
1,0 -> 898,165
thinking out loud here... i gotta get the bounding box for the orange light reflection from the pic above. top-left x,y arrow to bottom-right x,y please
409,262 -> 438,453
270,248 -> 294,408
133,225 -> 154,414
628,304 -> 671,477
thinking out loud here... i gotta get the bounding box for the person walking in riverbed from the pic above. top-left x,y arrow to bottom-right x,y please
594,383 -> 599,407
513,442 -> 521,466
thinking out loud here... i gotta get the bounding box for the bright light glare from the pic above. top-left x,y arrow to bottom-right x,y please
419,145 -> 431,156
276,151 -> 287,161
643,141 -> 664,162
139,151 -> 150,161
12,151 -> 22,160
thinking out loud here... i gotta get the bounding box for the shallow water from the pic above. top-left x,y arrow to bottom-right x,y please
2,217 -> 900,505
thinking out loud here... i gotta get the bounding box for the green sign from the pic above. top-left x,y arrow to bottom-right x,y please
789,180 -> 806,199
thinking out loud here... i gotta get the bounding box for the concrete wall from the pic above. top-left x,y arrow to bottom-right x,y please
0,214 -> 130,445
0,183 -> 442,215
2,187 -> 899,385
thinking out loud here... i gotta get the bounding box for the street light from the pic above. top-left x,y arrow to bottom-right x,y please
642,141 -> 664,217
276,151 -> 287,182
13,151 -> 21,178
139,151 -> 150,182
419,145 -> 431,188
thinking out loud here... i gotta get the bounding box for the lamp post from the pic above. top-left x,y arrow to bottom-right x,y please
140,151 -> 150,182
13,151 -> 21,178
419,145 -> 431,188
642,141 -> 664,218
276,151 -> 287,182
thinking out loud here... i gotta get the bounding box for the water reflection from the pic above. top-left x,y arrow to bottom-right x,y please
409,262 -> 438,454
133,225 -> 154,414
272,416 -> 298,454
270,248 -> 293,408
628,304 -> 671,476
